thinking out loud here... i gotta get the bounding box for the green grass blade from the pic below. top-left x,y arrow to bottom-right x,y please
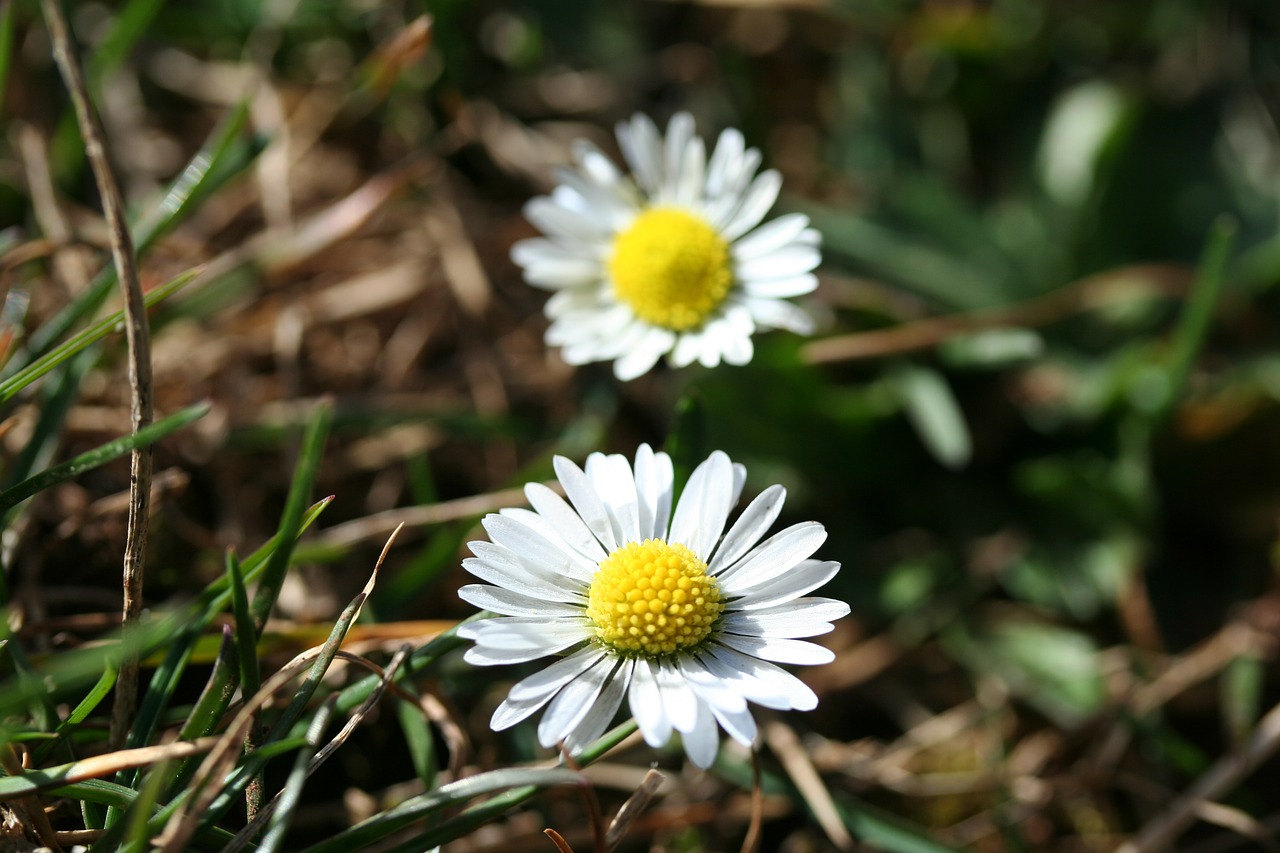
19,101 -> 255,367
296,768 -> 584,853
0,401 -> 210,514
0,265 -> 201,404
257,700 -> 335,853
249,398 -> 333,635
201,577 -> 372,825
396,688 -> 437,789
29,661 -> 117,765
121,758 -> 172,853
0,1 -> 15,113
1152,216 -> 1237,423
892,363 -> 972,470
226,549 -> 261,699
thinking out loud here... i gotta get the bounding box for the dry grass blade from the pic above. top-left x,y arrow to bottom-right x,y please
0,737 -> 223,800
1117,697 -> 1280,853
604,768 -> 664,851
39,0 -> 156,751
764,721 -> 852,851
740,750 -> 763,853
544,827 -> 575,853
802,264 -> 1192,364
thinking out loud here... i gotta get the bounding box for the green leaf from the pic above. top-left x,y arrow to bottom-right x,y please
0,402 -> 210,514
0,265 -> 201,404
296,768 -> 584,853
249,399 -> 333,635
892,364 -> 971,469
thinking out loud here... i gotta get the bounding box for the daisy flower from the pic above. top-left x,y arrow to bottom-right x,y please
511,112 -> 822,381
458,446 -> 849,769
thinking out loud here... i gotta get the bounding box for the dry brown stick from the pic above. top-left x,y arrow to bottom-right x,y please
764,721 -> 853,851
802,263 -> 1192,364
40,0 -> 156,750
1116,698 -> 1280,853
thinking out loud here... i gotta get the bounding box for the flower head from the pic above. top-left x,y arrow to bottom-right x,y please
458,446 -> 849,768
512,112 -> 822,380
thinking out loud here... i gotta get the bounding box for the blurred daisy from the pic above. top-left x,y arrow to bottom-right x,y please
511,112 -> 822,380
458,446 -> 848,769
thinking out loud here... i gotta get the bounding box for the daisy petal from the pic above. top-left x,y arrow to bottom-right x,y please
564,657 -> 633,752
524,483 -> 609,563
629,659 -> 673,747
508,647 -> 608,701
457,584 -> 582,617
730,559 -> 842,608
554,455 -> 619,551
719,633 -> 836,665
717,521 -> 828,592
710,484 -> 786,574
722,170 -> 782,240
709,702 -> 758,748
669,451 -> 735,560
682,698 -> 720,769
732,214 -> 815,260
538,656 -> 617,746
722,597 -> 850,637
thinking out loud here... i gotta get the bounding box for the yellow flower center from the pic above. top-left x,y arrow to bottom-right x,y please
608,208 -> 733,331
586,539 -> 724,656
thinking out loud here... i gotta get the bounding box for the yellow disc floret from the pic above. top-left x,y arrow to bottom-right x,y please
609,208 -> 733,331
587,539 -> 724,656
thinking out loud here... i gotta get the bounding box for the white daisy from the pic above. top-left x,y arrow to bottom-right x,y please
458,445 -> 849,769
511,112 -> 822,381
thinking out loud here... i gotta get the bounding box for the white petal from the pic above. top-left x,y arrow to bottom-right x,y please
710,702 -> 758,749
705,128 -> 745,201
670,330 -> 703,369
511,237 -> 585,267
735,245 -> 822,281
458,584 -> 582,617
710,485 -> 786,575
632,443 -> 670,541
463,617 -> 588,664
461,556 -> 583,604
719,633 -> 835,665
629,659 -> 672,747
739,295 -> 816,334
522,258 -> 603,289
723,331 -> 753,366
657,659 -> 699,733
669,451 -> 735,561
705,645 -> 819,711
572,140 -> 625,189
721,170 -> 782,240
721,597 -> 849,637
717,521 -> 827,593
617,113 -> 662,195
491,647 -> 606,730
564,657 -> 633,752
523,483 -> 609,563
508,647 -> 608,700
491,691 -> 556,731
585,452 -> 640,544
731,214 -> 814,260
482,514 -> 596,581
525,197 -> 613,240
740,274 -> 819,298
681,698 -> 720,769
730,559 -> 841,609
613,326 -> 675,381
497,508 -> 599,578
659,112 -> 696,204
537,656 -> 617,746
675,655 -> 747,714
554,455 -> 619,552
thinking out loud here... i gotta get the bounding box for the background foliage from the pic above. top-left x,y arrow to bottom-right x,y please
1,0 -> 1279,850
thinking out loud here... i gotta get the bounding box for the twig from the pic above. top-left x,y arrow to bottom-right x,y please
740,749 -> 763,853
40,0 -> 156,750
765,721 -> 853,851
1116,698 -> 1280,853
802,263 -> 1192,364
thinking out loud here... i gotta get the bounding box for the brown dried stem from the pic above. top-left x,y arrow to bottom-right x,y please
40,0 -> 156,750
